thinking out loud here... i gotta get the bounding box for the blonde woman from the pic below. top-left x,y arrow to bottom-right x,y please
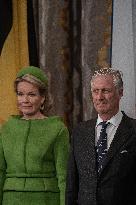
0,66 -> 69,205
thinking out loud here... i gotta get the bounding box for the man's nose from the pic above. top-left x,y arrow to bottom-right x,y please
97,91 -> 104,99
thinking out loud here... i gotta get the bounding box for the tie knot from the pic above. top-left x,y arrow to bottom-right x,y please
97,121 -> 110,173
100,121 -> 110,129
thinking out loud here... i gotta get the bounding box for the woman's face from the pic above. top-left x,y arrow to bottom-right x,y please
16,81 -> 45,119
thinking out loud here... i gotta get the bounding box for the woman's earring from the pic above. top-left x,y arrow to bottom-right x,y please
40,104 -> 44,110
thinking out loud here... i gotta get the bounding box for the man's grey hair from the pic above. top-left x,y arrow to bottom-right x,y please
91,68 -> 123,90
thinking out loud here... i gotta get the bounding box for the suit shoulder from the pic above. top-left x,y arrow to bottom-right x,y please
72,119 -> 96,134
122,112 -> 136,126
126,116 -> 136,132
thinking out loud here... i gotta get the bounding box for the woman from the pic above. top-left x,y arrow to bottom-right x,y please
0,66 -> 69,205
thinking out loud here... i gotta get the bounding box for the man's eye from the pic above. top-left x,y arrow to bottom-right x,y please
103,89 -> 111,93
93,90 -> 99,94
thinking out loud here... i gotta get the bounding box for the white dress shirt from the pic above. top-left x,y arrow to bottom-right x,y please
95,111 -> 123,149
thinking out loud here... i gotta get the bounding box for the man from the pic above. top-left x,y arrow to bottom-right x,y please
66,68 -> 136,205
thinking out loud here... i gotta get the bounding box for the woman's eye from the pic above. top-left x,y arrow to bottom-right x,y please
29,94 -> 35,97
29,93 -> 37,97
16,92 -> 39,97
17,92 -> 23,96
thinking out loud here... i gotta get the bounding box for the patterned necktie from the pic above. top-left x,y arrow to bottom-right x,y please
97,121 -> 110,173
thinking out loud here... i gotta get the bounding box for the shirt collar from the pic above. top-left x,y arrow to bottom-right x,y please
96,110 -> 123,127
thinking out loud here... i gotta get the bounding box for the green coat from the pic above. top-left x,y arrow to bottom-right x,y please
0,116 -> 69,205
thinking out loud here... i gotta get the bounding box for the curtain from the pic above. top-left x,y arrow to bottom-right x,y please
0,0 -> 29,123
31,0 -> 113,130
32,0 -> 73,129
112,0 -> 136,118
81,0 -> 113,121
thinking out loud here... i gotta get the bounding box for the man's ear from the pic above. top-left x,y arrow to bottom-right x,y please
119,88 -> 123,97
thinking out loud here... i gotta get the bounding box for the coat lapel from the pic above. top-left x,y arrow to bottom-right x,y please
98,114 -> 134,175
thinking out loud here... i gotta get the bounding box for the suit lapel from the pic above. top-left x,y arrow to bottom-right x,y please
83,119 -> 97,172
83,119 -> 96,156
99,114 -> 134,175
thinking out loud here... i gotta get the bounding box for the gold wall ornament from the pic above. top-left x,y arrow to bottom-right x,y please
59,1 -> 72,127
97,0 -> 113,68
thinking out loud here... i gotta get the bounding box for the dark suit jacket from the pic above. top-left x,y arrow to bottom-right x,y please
66,113 -> 136,205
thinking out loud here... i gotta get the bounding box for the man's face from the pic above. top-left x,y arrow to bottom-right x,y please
91,75 -> 123,118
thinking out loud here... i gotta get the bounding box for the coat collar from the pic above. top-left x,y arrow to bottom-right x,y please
98,113 -> 134,176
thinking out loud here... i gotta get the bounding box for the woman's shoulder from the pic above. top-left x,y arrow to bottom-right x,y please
47,115 -> 62,122
0,117 -> 5,125
1,115 -> 67,130
1,115 -> 21,128
4,115 -> 21,123
46,115 -> 66,127
0,118 -> 6,130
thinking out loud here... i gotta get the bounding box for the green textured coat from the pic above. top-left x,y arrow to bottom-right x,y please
0,116 -> 69,205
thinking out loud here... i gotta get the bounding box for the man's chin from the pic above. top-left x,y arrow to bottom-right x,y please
96,108 -> 108,114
